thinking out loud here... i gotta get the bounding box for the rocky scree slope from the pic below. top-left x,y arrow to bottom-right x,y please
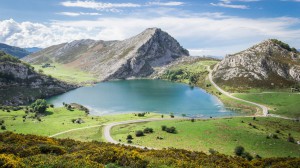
212,39 -> 300,88
23,28 -> 189,81
0,51 -> 76,105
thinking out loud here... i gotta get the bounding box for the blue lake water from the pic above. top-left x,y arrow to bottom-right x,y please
47,79 -> 238,118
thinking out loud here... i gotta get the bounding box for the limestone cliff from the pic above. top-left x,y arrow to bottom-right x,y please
0,51 -> 76,105
212,39 -> 300,88
23,28 -> 189,81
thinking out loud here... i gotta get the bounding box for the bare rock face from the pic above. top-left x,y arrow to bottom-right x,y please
23,28 -> 189,81
212,39 -> 300,87
0,52 -> 76,105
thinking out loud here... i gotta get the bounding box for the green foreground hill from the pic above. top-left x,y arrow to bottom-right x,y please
0,131 -> 300,168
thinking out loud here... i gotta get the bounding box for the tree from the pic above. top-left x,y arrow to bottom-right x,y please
30,99 -> 47,114
127,135 -> 133,140
135,130 -> 144,137
143,127 -> 153,134
161,125 -> 167,131
234,146 -> 245,156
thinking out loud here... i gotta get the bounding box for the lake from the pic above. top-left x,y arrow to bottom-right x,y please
47,79 -> 238,118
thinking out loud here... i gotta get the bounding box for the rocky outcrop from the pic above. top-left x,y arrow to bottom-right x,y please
23,28 -> 189,81
0,52 -> 76,105
212,39 -> 300,88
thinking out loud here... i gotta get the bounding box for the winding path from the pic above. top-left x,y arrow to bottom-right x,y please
49,124 -> 103,137
103,118 -> 177,148
207,66 -> 269,116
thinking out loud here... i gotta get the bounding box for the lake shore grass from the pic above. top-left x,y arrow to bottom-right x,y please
111,117 -> 300,158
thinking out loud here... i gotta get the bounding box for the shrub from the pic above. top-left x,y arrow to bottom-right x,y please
287,136 -> 295,143
127,140 -> 133,144
126,135 -> 133,140
137,113 -> 146,117
208,148 -> 218,154
30,99 -> 48,114
1,125 -> 6,130
135,130 -> 144,137
241,152 -> 253,161
161,125 -> 167,131
234,146 -> 245,156
191,118 -> 195,122
143,127 -> 153,134
165,127 -> 176,134
39,145 -> 66,155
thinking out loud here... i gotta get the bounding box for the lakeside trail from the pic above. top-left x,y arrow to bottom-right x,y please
206,66 -> 269,117
50,67 -> 297,148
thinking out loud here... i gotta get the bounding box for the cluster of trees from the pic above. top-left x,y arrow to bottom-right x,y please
162,69 -> 201,85
161,125 -> 176,133
30,99 -> 48,114
0,132 -> 299,167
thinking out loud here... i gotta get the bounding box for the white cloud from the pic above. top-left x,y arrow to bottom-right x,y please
211,0 -> 259,9
61,1 -> 141,10
147,1 -> 185,6
210,2 -> 248,9
0,15 -> 300,56
57,12 -> 102,16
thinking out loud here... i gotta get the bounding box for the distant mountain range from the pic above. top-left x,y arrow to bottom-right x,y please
0,43 -> 42,59
212,39 -> 300,88
24,47 -> 43,53
23,28 -> 189,81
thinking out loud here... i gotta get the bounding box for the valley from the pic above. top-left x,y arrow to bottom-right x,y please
1,27 -> 300,167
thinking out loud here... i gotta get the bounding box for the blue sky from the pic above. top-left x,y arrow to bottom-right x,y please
0,0 -> 299,56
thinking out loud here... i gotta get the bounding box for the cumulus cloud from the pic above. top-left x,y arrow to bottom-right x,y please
0,14 -> 299,56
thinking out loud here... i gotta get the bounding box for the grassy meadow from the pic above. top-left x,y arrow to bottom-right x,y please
0,106 -> 163,140
234,93 -> 300,118
33,64 -> 97,84
111,117 -> 300,158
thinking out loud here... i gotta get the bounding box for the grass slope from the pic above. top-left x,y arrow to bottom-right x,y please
234,93 -> 300,118
33,64 -> 97,85
111,117 -> 300,158
0,107 -> 163,140
2,132 -> 299,168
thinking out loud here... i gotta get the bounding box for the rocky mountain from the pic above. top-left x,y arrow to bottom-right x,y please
0,51 -> 76,105
212,39 -> 300,88
23,28 -> 189,81
0,43 -> 31,58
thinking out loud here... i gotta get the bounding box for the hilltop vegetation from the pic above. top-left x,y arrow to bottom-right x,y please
1,132 -> 300,168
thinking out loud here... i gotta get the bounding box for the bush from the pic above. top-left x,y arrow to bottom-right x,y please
143,127 -> 153,134
234,146 -> 245,156
287,136 -> 295,143
127,135 -> 133,140
241,152 -> 253,161
1,125 -> 6,130
208,148 -> 218,154
161,125 -> 167,131
30,99 -> 48,114
135,130 -> 144,137
137,113 -> 146,117
165,127 -> 176,134
191,118 -> 195,122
